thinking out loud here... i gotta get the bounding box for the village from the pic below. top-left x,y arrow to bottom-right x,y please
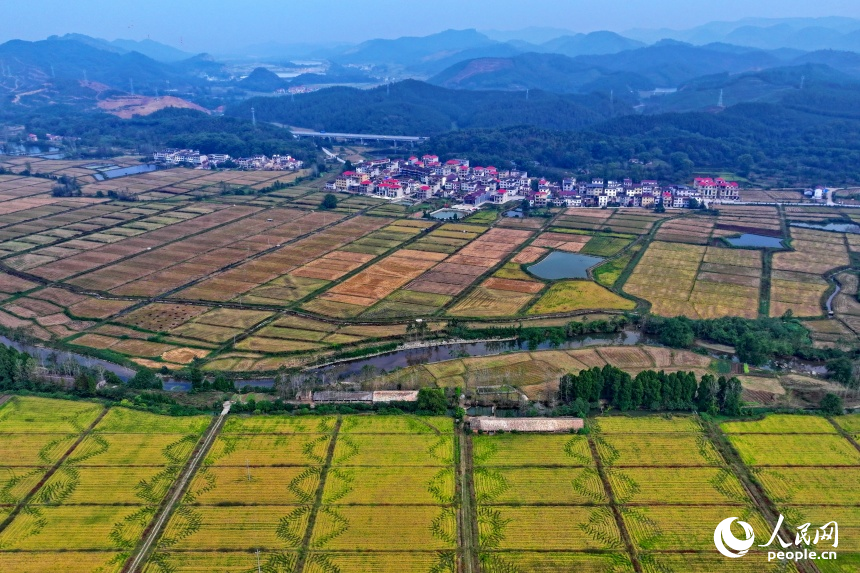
152,148 -> 305,171
325,153 -> 746,210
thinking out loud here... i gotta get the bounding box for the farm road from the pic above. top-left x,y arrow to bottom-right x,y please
125,401 -> 231,573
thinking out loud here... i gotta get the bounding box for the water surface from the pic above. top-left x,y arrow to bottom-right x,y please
726,234 -> 784,249
527,251 -> 605,280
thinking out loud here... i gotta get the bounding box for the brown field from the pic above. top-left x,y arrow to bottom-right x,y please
625,242 -> 761,319
448,287 -> 535,317
482,277 -> 544,294
119,303 -> 211,332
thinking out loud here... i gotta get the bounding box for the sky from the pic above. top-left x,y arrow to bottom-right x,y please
4,0 -> 860,52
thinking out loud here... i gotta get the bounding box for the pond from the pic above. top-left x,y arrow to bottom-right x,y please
0,335 -> 136,381
101,164 -> 158,179
504,209 -> 524,218
726,234 -> 785,249
792,222 -> 860,234
526,251 -> 605,280
430,208 -> 465,220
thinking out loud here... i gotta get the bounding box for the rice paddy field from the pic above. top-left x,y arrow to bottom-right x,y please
2,395 -> 859,572
0,161 -> 858,371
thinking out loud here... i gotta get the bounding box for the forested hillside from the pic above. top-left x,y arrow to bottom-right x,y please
228,80 -> 617,134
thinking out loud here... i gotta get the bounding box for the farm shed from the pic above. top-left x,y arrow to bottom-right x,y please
312,391 -> 373,404
470,416 -> 584,433
372,390 -> 419,403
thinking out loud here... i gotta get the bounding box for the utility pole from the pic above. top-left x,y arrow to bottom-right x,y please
800,75 -> 805,90
251,107 -> 257,128
130,78 -> 135,96
255,549 -> 262,573
717,89 -> 724,108
246,458 -> 251,481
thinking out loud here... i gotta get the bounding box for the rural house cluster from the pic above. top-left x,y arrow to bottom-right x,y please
152,148 -> 304,171
326,154 -> 743,209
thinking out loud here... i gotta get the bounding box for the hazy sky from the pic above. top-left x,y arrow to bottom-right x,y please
4,0 -> 860,52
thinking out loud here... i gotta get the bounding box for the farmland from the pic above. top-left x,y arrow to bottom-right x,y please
0,162 -> 857,370
2,394 -> 860,571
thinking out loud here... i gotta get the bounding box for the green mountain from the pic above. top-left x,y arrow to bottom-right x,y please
227,79 -> 617,135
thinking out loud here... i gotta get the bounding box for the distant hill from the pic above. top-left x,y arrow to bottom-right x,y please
640,63 -> 859,114
48,33 -> 192,62
626,17 -> 860,51
540,32 -> 645,57
227,79 -> 617,135
431,42 -> 784,94
240,67 -> 287,92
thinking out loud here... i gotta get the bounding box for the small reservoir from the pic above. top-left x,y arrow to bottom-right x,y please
527,251 -> 605,280
430,208 -> 465,221
93,164 -> 158,181
726,234 -> 784,249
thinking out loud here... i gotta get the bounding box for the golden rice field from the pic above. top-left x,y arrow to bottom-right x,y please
3,396 -> 860,572
728,434 -> 860,466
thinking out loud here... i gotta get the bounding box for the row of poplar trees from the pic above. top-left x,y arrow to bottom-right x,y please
558,365 -> 743,415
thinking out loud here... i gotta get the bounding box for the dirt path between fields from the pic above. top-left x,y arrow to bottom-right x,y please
458,429 -> 480,573
588,434 -> 643,573
295,417 -> 342,573
124,401 -> 229,573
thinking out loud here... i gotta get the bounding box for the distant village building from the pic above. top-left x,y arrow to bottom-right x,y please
153,149 -> 302,171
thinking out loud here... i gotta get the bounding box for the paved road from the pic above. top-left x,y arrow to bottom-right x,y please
291,128 -> 427,142
125,401 -> 231,573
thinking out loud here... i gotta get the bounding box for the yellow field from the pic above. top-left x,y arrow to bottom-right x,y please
596,434 -> 723,467
475,466 -> 606,504
594,416 -> 701,433
0,552 -> 125,573
608,467 -> 749,504
0,504 -> 149,550
0,433 -> 77,465
221,415 -> 336,434
340,415 -> 453,434
143,551 -> 297,573
728,434 -> 860,466
324,466 -> 455,505
720,414 -> 838,434
473,434 -> 593,466
36,465 -> 172,504
72,433 -> 199,466
304,552 -> 455,573
623,505 -> 770,551
0,396 -> 102,432
757,467 -> 860,505
640,551 -> 799,573
206,434 -> 331,466
527,281 -> 634,314
310,505 -> 455,550
332,434 -> 454,466
487,506 -> 622,550
94,407 -> 211,434
481,552 -> 633,573
161,506 -> 309,550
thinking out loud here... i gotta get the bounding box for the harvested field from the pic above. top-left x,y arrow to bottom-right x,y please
119,303 -> 211,332
448,287 -> 535,317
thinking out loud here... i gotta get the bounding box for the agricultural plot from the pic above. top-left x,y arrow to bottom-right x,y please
624,241 -> 762,319
0,405 -> 208,572
770,228 -> 849,317
150,413 -> 330,571
305,415 -> 457,573
527,280 -> 634,315
721,414 -> 860,568
473,431 -> 628,570
713,205 -> 782,236
655,216 -> 715,244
